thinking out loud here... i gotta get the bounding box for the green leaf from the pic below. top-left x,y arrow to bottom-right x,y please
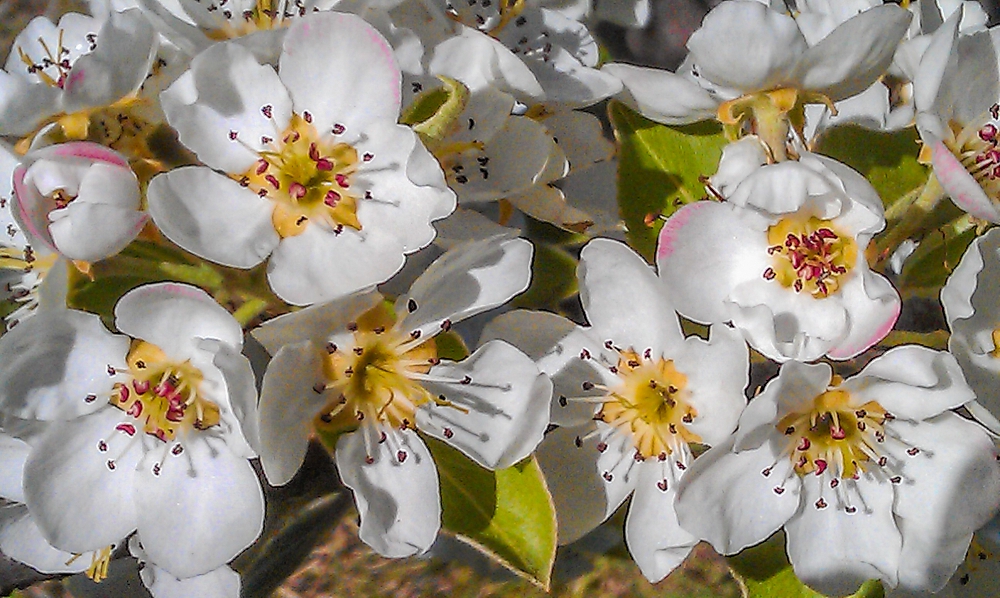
608,100 -> 728,261
434,329 -> 470,361
426,436 -> 557,589
511,242 -> 578,310
728,531 -> 884,598
898,218 -> 978,291
812,125 -> 927,213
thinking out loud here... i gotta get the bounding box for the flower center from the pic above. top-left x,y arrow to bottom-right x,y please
0,245 -> 57,329
776,386 -> 891,480
947,103 -> 1000,201
238,112 -> 362,239
446,0 -> 525,34
314,305 -> 441,437
205,0 -> 298,40
595,349 -> 700,459
764,216 -> 857,297
110,340 -> 220,442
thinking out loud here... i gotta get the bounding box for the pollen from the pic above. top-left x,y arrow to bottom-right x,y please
595,349 -> 700,459
313,304 -> 440,436
776,384 -> 890,480
765,216 -> 857,298
110,340 -> 219,442
239,113 -> 362,238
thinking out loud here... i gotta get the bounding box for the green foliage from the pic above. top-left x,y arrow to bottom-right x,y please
812,125 -> 927,213
511,242 -> 578,310
608,100 -> 728,262
728,532 -> 884,598
426,436 -> 557,589
899,219 -> 979,291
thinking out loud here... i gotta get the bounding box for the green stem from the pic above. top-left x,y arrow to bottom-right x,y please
232,297 -> 270,327
873,174 -> 945,271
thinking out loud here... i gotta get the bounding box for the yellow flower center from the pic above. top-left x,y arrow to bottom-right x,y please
204,0 -> 297,40
313,304 -> 446,441
594,349 -> 700,460
776,386 -> 890,482
109,340 -> 220,443
237,113 -> 363,238
945,103 -> 1000,202
764,216 -> 857,298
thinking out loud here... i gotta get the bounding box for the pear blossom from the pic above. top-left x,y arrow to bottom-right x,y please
253,236 -> 551,557
913,11 -> 1000,222
942,514 -> 1000,596
0,9 -> 157,139
675,348 -> 1000,596
656,138 -> 900,362
0,283 -> 264,582
941,227 -> 1000,434
602,0 -> 910,157
12,142 -> 146,263
148,12 -> 455,305
0,143 -> 67,331
480,238 -> 748,582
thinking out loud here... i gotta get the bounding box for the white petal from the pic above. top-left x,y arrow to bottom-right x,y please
890,415 -> 1000,592
601,63 -> 718,125
785,477 -> 900,596
844,346 -> 974,420
580,237 -> 684,357
0,433 -> 29,502
24,408 -> 141,553
50,199 -> 146,263
200,338 -> 259,458
913,9 -> 961,113
534,423 -> 639,544
929,139 -> 1000,223
251,291 -> 380,356
336,428 -> 440,558
397,236 -> 532,340
257,341 -> 328,486
115,282 -> 243,358
279,12 -> 401,132
135,436 -> 264,579
0,72 -> 58,137
686,1 -> 807,92
417,340 -> 550,470
479,310 -> 606,427
0,505 -> 91,574
267,224 -> 404,306
61,10 -> 157,113
0,309 -> 129,420
675,437 -> 801,554
673,326 -> 749,447
147,167 -> 280,268
430,28 -> 544,99
656,201 -> 769,325
791,5 -> 911,101
140,564 -> 240,598
625,462 -> 698,583
433,208 -> 521,249
161,42 -> 291,174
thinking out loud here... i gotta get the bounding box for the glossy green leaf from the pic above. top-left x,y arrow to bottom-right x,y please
813,125 -> 927,213
511,242 -> 578,310
426,436 -> 557,589
728,531 -> 884,598
898,218 -> 978,291
609,100 -> 728,261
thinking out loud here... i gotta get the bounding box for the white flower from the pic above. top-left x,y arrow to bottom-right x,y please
676,348 -> 1000,596
0,10 -> 157,138
12,142 -> 146,262
0,143 -> 67,330
601,0 -> 910,156
656,139 -> 900,362
481,238 -> 748,582
941,227 -> 1000,435
913,10 -> 1000,222
148,12 -> 455,305
0,283 -> 263,581
253,236 -> 551,557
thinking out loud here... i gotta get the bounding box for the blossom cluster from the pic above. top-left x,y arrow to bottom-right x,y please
0,0 -> 997,597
